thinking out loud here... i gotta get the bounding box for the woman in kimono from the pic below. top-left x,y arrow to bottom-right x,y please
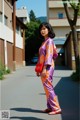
36,22 -> 61,115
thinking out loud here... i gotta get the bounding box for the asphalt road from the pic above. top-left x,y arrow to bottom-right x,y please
0,66 -> 79,120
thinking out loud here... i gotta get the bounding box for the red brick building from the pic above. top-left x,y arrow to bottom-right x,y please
0,0 -> 27,71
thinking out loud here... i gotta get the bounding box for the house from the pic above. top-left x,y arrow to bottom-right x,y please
0,0 -> 27,71
64,30 -> 80,70
47,0 -> 80,68
16,6 -> 30,24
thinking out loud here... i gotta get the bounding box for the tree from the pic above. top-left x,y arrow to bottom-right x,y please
62,0 -> 80,78
29,10 -> 36,21
25,10 -> 41,64
25,20 -> 42,63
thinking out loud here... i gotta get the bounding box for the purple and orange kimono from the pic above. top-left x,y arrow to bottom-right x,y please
38,37 -> 61,111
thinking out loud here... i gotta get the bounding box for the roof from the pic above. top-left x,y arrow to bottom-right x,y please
16,7 -> 28,18
53,37 -> 66,45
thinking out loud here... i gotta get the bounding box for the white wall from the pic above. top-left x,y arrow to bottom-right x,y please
0,22 -> 23,48
16,33 -> 23,48
0,22 -> 13,42
53,27 -> 71,37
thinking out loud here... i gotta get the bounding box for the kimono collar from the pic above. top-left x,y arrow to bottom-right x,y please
45,37 -> 49,41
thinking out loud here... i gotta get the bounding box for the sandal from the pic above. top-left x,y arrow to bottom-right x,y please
48,109 -> 62,115
43,108 -> 52,113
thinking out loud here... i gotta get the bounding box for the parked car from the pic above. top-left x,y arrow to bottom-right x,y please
31,57 -> 38,64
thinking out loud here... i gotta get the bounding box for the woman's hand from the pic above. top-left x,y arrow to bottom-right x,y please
41,68 -> 46,77
36,72 -> 41,77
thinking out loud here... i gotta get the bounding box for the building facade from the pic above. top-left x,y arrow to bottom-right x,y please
16,6 -> 30,24
47,0 -> 80,38
64,30 -> 80,70
47,0 -> 80,69
0,0 -> 27,71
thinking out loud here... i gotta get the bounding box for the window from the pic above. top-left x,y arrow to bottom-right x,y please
58,13 -> 63,19
16,25 -> 19,34
4,15 -> 8,25
23,17 -> 27,23
19,17 -> 24,23
0,12 -> 2,22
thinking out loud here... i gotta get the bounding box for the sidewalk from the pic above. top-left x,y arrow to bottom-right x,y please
0,66 -> 79,120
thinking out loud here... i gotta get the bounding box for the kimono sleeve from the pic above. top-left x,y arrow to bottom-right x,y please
44,40 -> 53,66
53,44 -> 58,59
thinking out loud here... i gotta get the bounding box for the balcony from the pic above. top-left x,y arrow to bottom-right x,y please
0,22 -> 13,42
0,22 -> 23,48
48,1 -> 71,8
49,18 -> 80,27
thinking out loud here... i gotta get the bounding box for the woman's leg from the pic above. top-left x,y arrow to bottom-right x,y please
41,67 -> 61,112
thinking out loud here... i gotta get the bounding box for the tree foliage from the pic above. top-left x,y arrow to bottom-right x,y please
29,10 -> 37,22
25,10 -> 42,63
68,0 -> 80,16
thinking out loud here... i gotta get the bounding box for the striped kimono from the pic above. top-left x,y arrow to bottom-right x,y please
38,37 -> 60,111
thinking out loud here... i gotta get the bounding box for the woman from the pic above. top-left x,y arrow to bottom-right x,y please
36,22 -> 61,115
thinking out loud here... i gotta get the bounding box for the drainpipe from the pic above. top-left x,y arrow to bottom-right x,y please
13,0 -> 16,71
2,0 -> 8,70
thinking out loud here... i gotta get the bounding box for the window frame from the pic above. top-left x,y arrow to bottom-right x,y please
58,12 -> 64,19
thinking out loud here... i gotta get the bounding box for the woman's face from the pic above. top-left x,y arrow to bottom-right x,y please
40,25 -> 49,38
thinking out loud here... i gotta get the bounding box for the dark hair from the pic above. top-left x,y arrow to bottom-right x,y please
39,22 -> 55,39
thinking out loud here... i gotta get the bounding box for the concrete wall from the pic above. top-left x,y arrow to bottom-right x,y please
49,8 -> 73,18
53,26 -> 71,37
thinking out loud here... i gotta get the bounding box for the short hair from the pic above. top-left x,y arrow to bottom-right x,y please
39,22 -> 55,39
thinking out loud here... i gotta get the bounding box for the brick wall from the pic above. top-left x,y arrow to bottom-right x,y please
7,41 -> 13,70
0,39 -> 5,66
16,47 -> 23,68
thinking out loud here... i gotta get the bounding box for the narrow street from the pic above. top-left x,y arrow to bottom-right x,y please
0,66 -> 79,120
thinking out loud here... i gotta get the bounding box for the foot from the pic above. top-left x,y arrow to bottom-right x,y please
48,109 -> 62,115
43,108 -> 52,113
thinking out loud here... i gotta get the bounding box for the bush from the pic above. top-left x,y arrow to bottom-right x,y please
0,70 -> 4,80
0,60 -> 11,80
5,68 -> 11,74
0,61 -> 4,80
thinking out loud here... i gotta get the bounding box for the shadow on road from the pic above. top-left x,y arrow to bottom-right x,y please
10,108 -> 43,113
55,66 -> 71,70
10,108 -> 46,120
10,116 -> 45,120
54,76 -> 79,120
38,76 -> 79,120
